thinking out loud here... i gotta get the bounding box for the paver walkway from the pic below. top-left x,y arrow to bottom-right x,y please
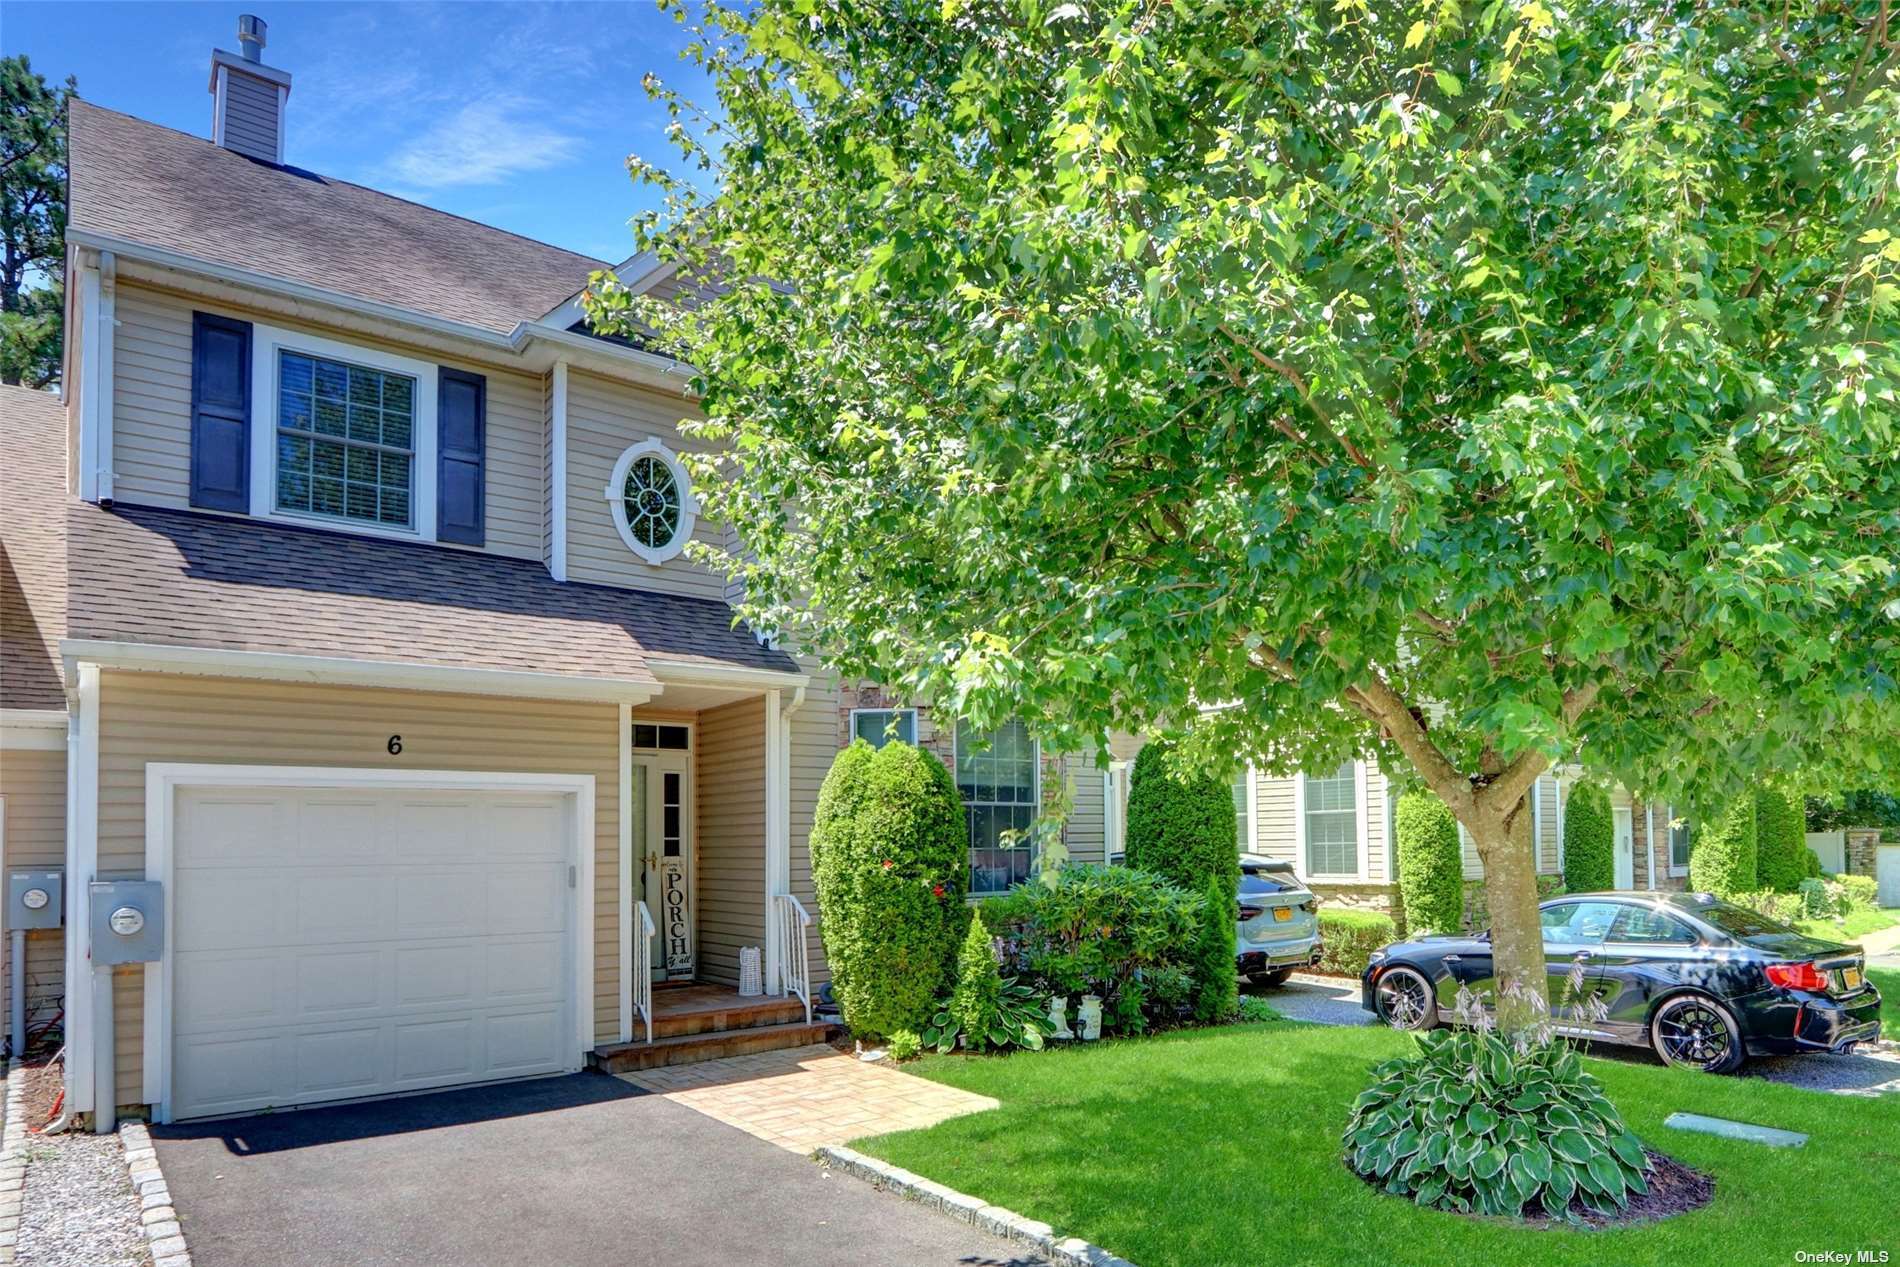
618,1043 -> 999,1152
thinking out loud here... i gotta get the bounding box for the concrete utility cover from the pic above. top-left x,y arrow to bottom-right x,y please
1664,1111 -> 1808,1148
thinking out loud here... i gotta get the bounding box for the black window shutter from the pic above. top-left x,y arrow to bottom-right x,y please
189,312 -> 252,511
437,367 -> 486,545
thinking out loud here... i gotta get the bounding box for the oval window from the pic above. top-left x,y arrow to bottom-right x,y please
606,440 -> 699,565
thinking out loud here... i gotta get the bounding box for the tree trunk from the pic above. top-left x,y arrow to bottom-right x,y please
1463,793 -> 1547,1034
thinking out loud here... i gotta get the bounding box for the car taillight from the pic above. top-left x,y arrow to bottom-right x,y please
1765,961 -> 1829,992
1238,904 -> 1264,921
1300,900 -> 1316,914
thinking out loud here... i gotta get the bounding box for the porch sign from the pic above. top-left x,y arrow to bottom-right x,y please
661,859 -> 692,978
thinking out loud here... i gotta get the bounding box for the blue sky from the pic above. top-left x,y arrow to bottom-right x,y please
2,1 -> 718,263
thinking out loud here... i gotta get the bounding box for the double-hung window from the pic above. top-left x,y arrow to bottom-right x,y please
1231,768 -> 1253,850
956,718 -> 1038,895
1667,808 -> 1692,874
276,350 -> 416,528
851,708 -> 917,749
1302,761 -> 1361,877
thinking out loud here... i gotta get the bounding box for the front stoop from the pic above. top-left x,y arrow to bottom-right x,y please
589,987 -> 835,1073
591,1020 -> 836,1073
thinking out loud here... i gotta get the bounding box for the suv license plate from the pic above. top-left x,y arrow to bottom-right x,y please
1273,907 -> 1293,922
1842,967 -> 1863,991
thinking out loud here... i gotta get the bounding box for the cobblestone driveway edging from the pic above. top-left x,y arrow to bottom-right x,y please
815,1144 -> 1136,1267
0,1061 -> 25,1264
121,1120 -> 192,1267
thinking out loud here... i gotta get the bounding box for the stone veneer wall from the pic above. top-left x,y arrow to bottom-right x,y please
1846,828 -> 1882,878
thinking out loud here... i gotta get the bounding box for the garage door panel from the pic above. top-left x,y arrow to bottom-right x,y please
174,872 -> 294,952
296,797 -> 389,865
176,794 -> 292,867
175,950 -> 284,1031
169,784 -> 576,1121
394,942 -> 480,1007
487,1008 -> 565,1072
294,949 -> 385,1016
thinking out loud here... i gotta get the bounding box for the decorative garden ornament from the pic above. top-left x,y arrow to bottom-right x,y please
1047,995 -> 1074,1040
1078,995 -> 1102,1041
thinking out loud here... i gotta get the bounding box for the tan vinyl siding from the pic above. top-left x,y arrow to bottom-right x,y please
1,745 -> 68,1050
94,671 -> 621,1105
219,70 -> 281,161
788,666 -> 838,986
1535,777 -> 1561,873
109,281 -> 545,561
1254,772 -> 1298,865
563,369 -> 728,597
695,696 -> 765,988
1065,747 -> 1107,866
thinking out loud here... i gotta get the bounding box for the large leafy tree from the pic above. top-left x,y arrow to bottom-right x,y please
1,55 -> 74,389
594,0 -> 1900,1030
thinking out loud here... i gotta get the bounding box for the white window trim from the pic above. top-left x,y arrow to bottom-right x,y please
952,720 -> 1042,897
1664,804 -> 1691,877
140,763 -> 595,1125
247,321 -> 440,543
1237,764 -> 1258,853
848,707 -> 917,748
1294,759 -> 1369,882
605,438 -> 699,565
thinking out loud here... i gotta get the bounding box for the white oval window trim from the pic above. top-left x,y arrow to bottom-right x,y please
605,438 -> 700,565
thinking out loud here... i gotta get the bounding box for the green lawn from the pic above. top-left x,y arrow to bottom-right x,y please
1871,968 -> 1898,1039
1795,906 -> 1900,941
857,1024 -> 1900,1267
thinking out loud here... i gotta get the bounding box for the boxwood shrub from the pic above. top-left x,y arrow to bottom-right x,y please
1395,790 -> 1463,935
809,739 -> 967,1037
1753,786 -> 1806,894
1561,782 -> 1614,893
1690,791 -> 1758,899
1318,909 -> 1398,976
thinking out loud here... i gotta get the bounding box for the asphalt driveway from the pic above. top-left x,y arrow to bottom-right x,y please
152,1073 -> 1046,1267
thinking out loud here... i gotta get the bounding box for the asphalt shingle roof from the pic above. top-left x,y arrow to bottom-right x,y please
0,385 -> 69,710
64,503 -> 798,684
68,99 -> 604,335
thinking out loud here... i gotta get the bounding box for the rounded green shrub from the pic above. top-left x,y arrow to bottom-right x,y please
1125,741 -> 1241,894
809,738 -> 968,1037
1561,783 -> 1615,893
1753,786 -> 1806,893
1318,909 -> 1398,976
1193,873 -> 1239,1023
1690,792 -> 1758,899
1395,790 -> 1464,935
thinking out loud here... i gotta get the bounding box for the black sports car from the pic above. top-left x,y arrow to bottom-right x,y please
1360,891 -> 1883,1073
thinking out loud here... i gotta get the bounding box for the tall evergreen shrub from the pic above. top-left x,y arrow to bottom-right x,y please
1690,791 -> 1758,899
1395,790 -> 1463,934
1754,785 -> 1806,893
1193,873 -> 1238,1023
1561,782 -> 1615,892
1125,742 -> 1240,893
809,739 -> 967,1036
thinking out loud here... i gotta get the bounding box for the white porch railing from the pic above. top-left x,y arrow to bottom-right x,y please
633,899 -> 655,1045
774,893 -> 813,1024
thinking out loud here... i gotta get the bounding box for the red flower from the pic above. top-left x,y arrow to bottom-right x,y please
881,859 -> 894,870
932,885 -> 946,897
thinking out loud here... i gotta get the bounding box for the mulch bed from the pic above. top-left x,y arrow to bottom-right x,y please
1351,1146 -> 1714,1229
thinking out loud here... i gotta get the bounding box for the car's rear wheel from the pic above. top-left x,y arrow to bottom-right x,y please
1249,967 -> 1295,989
1373,965 -> 1437,1031
1649,993 -> 1745,1074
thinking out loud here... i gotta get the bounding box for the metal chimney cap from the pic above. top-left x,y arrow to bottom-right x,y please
237,14 -> 267,62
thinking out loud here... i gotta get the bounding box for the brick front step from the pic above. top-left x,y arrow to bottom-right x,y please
590,1021 -> 838,1074
649,988 -> 809,1040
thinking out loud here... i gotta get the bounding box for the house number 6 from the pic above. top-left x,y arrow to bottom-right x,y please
387,735 -> 403,755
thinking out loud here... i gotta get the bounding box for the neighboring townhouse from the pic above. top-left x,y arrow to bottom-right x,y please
0,20 -> 1117,1130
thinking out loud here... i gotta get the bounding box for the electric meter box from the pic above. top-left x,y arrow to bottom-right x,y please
7,870 -> 64,931
89,880 -> 163,965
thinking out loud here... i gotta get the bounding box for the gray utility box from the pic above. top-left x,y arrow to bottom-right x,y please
89,880 -> 164,966
7,871 -> 64,931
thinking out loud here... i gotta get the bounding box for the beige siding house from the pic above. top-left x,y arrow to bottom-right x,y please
0,36 -> 1110,1132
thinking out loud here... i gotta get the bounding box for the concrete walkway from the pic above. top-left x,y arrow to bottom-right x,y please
1857,920 -> 1900,970
618,1043 -> 999,1154
152,1073 -> 1045,1267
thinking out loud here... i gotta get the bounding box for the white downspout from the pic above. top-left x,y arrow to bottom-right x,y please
549,362 -> 569,582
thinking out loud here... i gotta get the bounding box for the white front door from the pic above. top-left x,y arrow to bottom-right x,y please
169,784 -> 575,1121
634,749 -> 694,981
1612,807 -> 1635,890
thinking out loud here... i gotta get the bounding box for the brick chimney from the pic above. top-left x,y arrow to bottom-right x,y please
209,14 -> 291,164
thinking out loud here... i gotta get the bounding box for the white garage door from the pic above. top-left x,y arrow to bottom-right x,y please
170,784 -> 574,1121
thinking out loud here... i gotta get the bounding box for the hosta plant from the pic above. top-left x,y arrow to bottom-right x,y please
920,980 -> 1048,1054
1344,1027 -> 1649,1221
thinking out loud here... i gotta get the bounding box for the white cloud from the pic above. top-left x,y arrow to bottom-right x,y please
382,97 -> 582,190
